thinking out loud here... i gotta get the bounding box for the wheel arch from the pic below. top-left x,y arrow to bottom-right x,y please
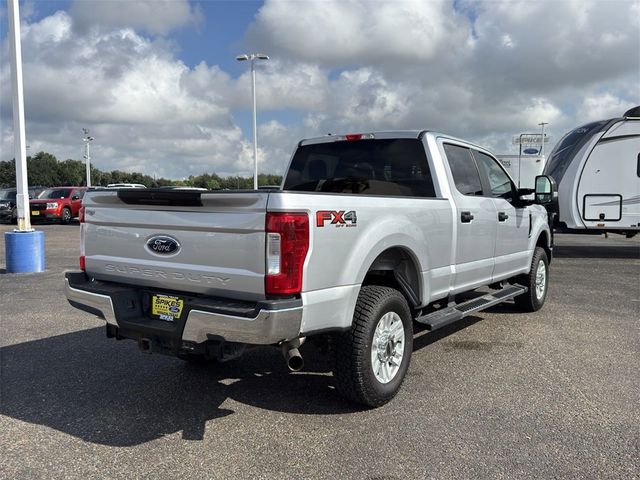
361,246 -> 423,309
535,229 -> 552,264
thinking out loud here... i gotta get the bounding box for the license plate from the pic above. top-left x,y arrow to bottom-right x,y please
31,211 -> 39,216
151,294 -> 184,321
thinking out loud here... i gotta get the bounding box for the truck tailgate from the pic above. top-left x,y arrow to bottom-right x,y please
82,190 -> 268,301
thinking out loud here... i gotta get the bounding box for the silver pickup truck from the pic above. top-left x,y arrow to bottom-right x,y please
65,131 -> 556,407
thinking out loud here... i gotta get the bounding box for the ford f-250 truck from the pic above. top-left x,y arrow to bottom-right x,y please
65,131 -> 557,407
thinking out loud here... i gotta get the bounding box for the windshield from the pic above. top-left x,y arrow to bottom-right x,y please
283,138 -> 436,197
0,190 -> 16,201
38,188 -> 72,199
544,120 -> 611,184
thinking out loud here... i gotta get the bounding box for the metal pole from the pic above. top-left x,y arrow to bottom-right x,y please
251,59 -> 258,190
518,133 -> 524,189
85,140 -> 91,187
538,122 -> 548,158
7,0 -> 31,231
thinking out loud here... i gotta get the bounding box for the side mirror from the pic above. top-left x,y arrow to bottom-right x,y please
534,175 -> 558,208
71,195 -> 80,200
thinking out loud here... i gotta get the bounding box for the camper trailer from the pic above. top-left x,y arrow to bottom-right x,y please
544,106 -> 640,237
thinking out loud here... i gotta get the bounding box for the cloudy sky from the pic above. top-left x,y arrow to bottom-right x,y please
0,0 -> 638,179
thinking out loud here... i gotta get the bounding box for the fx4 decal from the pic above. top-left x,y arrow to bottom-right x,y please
316,210 -> 357,228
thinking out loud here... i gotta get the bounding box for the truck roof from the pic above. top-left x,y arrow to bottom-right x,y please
298,130 -> 495,155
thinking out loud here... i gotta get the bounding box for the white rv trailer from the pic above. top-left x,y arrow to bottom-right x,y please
497,154 -> 546,189
544,106 -> 640,237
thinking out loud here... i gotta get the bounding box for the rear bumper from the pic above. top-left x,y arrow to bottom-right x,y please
64,272 -> 303,346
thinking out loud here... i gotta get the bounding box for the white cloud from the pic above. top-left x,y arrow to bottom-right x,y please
1,0 -> 638,180
577,93 -> 634,123
70,0 -> 202,36
247,0 -> 469,67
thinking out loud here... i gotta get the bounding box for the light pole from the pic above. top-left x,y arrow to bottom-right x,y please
538,122 -> 548,158
236,53 -> 269,190
82,129 -> 94,187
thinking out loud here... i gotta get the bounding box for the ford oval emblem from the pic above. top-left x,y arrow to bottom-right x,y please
146,235 -> 180,256
523,148 -> 539,155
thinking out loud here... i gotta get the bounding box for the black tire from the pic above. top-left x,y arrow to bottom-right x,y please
11,207 -> 17,224
334,285 -> 413,407
60,207 -> 72,224
513,246 -> 549,312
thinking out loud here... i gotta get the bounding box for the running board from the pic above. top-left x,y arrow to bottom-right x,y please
415,285 -> 527,331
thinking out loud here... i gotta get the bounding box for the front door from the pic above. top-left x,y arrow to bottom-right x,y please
473,150 -> 530,280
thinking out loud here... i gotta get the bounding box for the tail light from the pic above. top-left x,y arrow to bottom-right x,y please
79,206 -> 85,271
265,212 -> 309,295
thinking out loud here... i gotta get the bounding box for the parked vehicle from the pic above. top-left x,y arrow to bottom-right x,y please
0,186 -> 44,224
544,106 -> 640,237
107,183 -> 146,189
30,186 -> 87,224
65,131 -> 555,406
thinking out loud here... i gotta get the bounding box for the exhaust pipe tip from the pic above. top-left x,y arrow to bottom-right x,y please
286,348 -> 304,372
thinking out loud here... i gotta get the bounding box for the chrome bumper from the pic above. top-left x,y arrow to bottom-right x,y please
64,277 -> 303,345
65,278 -> 118,326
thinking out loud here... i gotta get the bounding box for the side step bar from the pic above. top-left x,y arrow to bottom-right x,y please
415,284 -> 527,331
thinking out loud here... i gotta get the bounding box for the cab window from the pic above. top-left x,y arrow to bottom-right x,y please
284,138 -> 436,197
473,150 -> 514,199
443,143 -> 483,196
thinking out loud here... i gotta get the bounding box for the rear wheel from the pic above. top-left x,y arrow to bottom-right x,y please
514,246 -> 549,312
334,285 -> 413,407
60,207 -> 72,224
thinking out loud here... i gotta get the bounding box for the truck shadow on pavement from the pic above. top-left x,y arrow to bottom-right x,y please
1,320 -> 481,447
0,327 -> 357,446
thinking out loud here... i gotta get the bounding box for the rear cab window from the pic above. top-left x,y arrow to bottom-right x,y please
283,138 -> 436,197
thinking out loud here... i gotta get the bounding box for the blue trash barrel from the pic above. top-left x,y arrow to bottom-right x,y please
4,230 -> 45,273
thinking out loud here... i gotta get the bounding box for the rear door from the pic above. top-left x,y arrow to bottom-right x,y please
441,142 -> 497,293
473,150 -> 530,280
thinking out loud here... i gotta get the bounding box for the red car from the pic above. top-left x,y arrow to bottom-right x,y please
30,186 -> 87,224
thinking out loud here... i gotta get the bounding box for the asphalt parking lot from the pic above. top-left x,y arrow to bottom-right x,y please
1,223 -> 638,479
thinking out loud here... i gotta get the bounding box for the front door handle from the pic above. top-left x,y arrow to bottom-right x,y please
498,212 -> 509,222
460,211 -> 474,223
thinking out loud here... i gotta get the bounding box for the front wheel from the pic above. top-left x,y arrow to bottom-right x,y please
514,246 -> 549,312
60,207 -> 72,224
334,285 -> 413,407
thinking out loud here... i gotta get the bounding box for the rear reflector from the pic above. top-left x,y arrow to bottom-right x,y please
79,255 -> 86,271
79,206 -> 85,223
265,212 -> 309,295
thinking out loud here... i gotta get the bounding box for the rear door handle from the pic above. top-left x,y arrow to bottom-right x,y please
498,212 -> 509,222
460,211 -> 474,223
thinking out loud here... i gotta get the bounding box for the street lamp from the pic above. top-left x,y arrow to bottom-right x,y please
538,122 -> 549,158
82,128 -> 94,187
236,53 -> 269,190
